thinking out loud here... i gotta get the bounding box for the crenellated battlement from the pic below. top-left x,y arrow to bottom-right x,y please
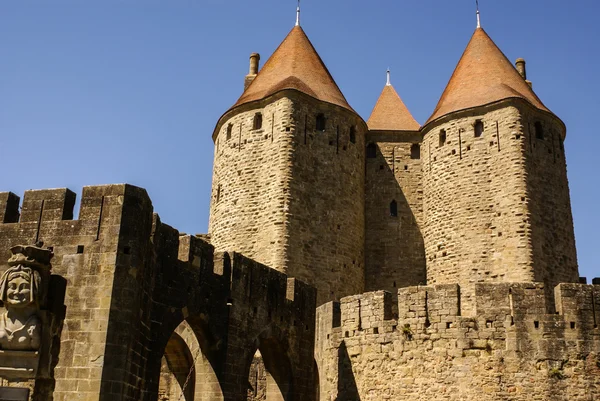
316,282 -> 600,401
317,282 -> 600,346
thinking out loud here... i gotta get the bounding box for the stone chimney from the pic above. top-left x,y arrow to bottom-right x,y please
244,53 -> 260,90
515,58 -> 533,88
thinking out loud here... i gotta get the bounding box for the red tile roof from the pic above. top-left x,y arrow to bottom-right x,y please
367,85 -> 420,131
230,26 -> 354,113
425,28 -> 552,125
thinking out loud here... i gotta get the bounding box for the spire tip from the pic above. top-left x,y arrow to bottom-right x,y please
476,0 -> 481,28
386,69 -> 391,86
296,0 -> 300,26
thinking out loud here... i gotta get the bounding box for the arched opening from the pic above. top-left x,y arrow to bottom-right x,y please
535,121 -> 544,139
253,113 -> 263,130
159,332 -> 195,401
410,144 -> 420,159
226,123 -> 233,140
366,143 -> 377,159
390,200 -> 398,217
247,338 -> 293,401
474,120 -> 484,137
439,129 -> 447,147
315,114 -> 326,131
158,321 -> 224,401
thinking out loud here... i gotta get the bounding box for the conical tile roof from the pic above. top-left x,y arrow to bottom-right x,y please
230,26 -> 354,113
425,28 -> 552,125
367,84 -> 420,131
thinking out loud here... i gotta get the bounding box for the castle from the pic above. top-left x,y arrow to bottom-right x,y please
0,6 -> 598,401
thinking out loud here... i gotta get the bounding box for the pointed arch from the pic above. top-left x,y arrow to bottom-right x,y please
246,331 -> 294,401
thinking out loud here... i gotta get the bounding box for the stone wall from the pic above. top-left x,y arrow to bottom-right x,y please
364,130 -> 426,295
421,100 -> 579,314
0,185 -> 318,401
521,107 -> 579,302
210,91 -> 366,305
316,283 -> 600,401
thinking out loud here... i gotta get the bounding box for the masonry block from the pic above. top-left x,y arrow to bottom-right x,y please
20,188 -> 76,223
0,192 -> 20,223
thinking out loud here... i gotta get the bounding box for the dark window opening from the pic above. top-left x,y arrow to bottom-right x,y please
366,143 -> 377,158
77,245 -> 84,254
349,126 -> 356,144
439,129 -> 447,147
390,200 -> 398,217
535,121 -> 544,139
474,120 -> 484,137
316,114 -> 326,131
123,246 -> 131,255
253,113 -> 263,130
226,123 -> 233,140
216,185 -> 222,203
410,144 -> 420,159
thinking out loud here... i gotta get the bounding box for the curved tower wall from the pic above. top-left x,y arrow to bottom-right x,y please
209,91 -> 365,305
421,101 -> 578,314
521,106 -> 579,291
209,96 -> 292,273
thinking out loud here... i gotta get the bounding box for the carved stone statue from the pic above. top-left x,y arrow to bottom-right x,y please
0,245 -> 53,351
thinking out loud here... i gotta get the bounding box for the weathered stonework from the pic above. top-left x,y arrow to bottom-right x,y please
0,14 -> 590,401
0,186 -> 317,401
421,101 -> 578,314
316,284 -> 600,400
210,91 -> 366,305
365,130 -> 426,295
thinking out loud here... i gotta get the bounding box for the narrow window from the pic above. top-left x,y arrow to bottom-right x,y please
474,120 -> 484,137
349,126 -> 356,144
253,113 -> 263,130
410,144 -> 420,159
366,143 -> 377,158
439,129 -> 447,147
316,114 -> 326,131
216,185 -> 222,203
226,123 -> 233,140
535,121 -> 544,139
390,200 -> 398,217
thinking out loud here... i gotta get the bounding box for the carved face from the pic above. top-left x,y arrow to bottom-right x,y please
6,276 -> 32,307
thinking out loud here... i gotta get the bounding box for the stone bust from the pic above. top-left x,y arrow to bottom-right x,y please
0,245 -> 52,351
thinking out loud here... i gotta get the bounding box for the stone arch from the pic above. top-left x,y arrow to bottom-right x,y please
246,331 -> 294,401
159,320 -> 224,401
160,331 -> 195,401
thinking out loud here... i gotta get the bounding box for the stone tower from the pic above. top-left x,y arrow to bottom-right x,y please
420,27 -> 579,313
364,75 -> 426,294
209,25 -> 366,305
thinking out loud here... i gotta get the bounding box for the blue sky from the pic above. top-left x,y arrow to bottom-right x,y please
1,1 -> 598,280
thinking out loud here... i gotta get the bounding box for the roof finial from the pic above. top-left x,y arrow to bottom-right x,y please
386,68 -> 391,86
476,0 -> 481,28
296,0 -> 301,26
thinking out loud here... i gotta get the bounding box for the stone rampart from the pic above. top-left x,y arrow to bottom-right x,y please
0,185 -> 317,401
316,282 -> 600,400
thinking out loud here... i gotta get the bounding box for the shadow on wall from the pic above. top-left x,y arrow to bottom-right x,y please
364,141 -> 426,297
336,341 -> 360,401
